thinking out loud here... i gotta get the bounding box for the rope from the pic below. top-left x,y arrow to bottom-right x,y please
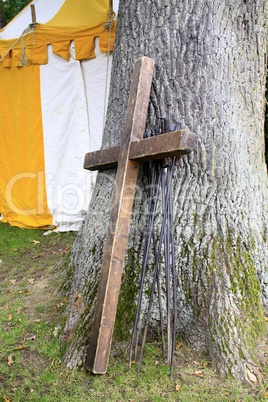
102,14 -> 114,136
0,23 -> 38,66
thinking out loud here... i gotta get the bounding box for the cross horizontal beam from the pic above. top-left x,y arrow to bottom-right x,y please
84,130 -> 195,171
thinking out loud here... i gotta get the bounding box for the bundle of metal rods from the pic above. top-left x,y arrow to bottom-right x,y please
129,118 -> 181,376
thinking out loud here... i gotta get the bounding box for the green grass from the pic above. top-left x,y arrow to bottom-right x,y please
0,222 -> 268,401
0,222 -> 73,261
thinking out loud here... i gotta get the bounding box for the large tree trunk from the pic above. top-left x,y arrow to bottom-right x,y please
61,0 -> 268,383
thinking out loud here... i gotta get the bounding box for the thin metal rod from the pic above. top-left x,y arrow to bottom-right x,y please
133,169 -> 159,360
162,167 -> 171,365
137,160 -> 176,371
129,164 -> 161,367
153,230 -> 166,357
169,158 -> 177,377
170,182 -> 178,377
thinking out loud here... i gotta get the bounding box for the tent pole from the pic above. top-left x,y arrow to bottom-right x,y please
31,5 -> 36,24
109,0 -> 113,18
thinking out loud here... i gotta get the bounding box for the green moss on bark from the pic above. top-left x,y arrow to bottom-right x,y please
113,248 -> 142,341
209,232 -> 265,361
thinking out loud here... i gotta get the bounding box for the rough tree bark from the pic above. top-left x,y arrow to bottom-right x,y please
60,0 -> 268,383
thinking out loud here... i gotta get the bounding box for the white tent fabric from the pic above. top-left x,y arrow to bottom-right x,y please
41,41 -> 111,231
0,0 -> 66,39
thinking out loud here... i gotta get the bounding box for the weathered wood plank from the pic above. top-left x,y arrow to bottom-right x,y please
84,130 -> 195,171
86,56 -> 155,374
129,130 -> 195,162
84,146 -> 120,171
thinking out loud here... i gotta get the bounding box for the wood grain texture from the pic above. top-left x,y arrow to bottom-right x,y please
129,130 -> 195,162
84,146 -> 120,171
86,56 -> 155,374
84,130 -> 195,170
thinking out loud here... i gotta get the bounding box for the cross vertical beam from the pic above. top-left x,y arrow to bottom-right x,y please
86,57 -> 155,374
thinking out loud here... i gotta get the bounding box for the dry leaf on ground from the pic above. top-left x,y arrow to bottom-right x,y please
27,335 -> 37,341
192,370 -> 205,378
246,368 -> 258,383
32,252 -> 45,259
7,355 -> 14,366
53,327 -> 59,337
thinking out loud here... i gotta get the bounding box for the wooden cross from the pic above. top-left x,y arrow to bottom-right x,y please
84,56 -> 195,374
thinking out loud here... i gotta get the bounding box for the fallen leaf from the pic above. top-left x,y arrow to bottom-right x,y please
32,240 -> 40,244
3,395 -> 10,402
27,335 -> 37,341
193,370 -> 205,378
24,289 -> 31,296
53,327 -> 59,337
9,279 -> 17,285
203,361 -> 209,368
193,361 -> 199,366
27,278 -> 35,284
246,368 -> 257,383
265,317 -> 268,322
7,355 -> 14,366
175,384 -> 181,391
155,360 -> 160,366
34,319 -> 41,323
32,252 -> 45,259
175,342 -> 183,350
8,315 -> 12,321
30,389 -> 34,393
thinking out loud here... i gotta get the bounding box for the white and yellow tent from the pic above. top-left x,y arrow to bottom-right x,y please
0,0 -> 117,231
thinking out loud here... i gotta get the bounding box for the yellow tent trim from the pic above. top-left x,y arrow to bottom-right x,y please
52,40 -> 71,61
0,0 -> 116,67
